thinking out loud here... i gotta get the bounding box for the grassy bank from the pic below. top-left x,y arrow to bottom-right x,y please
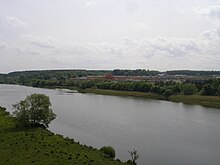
0,107 -> 127,165
169,95 -> 220,109
81,88 -> 220,109
81,88 -> 165,100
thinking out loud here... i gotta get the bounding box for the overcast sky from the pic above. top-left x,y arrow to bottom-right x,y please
0,0 -> 220,73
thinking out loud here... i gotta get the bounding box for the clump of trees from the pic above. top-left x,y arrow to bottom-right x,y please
100,146 -> 115,158
13,93 -> 56,128
200,78 -> 220,96
182,83 -> 197,95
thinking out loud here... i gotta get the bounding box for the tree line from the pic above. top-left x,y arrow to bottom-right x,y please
0,70 -> 220,97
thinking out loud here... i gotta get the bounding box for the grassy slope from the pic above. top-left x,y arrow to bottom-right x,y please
0,107 -> 126,165
169,95 -> 220,109
81,88 -> 220,109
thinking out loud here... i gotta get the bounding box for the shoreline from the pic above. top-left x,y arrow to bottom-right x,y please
1,83 -> 220,109
0,106 -> 127,165
80,88 -> 220,109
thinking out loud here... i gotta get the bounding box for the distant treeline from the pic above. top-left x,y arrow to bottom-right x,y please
0,70 -> 110,84
112,69 -> 220,76
166,70 -> 220,76
69,79 -> 220,97
112,69 -> 159,76
0,69 -> 220,97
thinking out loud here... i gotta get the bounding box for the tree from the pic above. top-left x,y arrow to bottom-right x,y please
182,83 -> 197,95
100,146 -> 115,159
200,84 -> 215,96
164,89 -> 173,99
128,149 -> 139,165
13,93 -> 56,128
218,85 -> 220,96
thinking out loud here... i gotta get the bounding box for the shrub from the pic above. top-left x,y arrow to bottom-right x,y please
0,106 -> 10,116
100,146 -> 115,158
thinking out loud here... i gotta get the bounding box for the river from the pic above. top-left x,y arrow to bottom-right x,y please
0,84 -> 220,165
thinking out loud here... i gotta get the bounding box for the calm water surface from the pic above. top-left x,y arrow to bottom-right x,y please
0,84 -> 220,165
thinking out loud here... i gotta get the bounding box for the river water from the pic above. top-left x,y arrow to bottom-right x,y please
0,84 -> 220,165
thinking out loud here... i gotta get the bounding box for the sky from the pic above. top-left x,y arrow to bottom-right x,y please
0,0 -> 220,73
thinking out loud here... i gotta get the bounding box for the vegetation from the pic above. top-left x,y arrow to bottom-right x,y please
82,89 -> 220,109
0,69 -> 220,109
81,88 -> 165,100
166,70 -> 220,76
0,106 -> 127,165
182,83 -> 197,95
13,94 -> 56,128
100,146 -> 116,159
112,69 -> 159,76
127,149 -> 139,165
169,95 -> 220,109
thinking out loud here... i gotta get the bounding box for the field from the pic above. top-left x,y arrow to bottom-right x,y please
0,107 -> 127,165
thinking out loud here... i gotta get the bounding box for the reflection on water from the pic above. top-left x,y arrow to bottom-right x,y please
0,84 -> 220,165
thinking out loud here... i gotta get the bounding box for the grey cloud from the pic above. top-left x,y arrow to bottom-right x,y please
23,35 -> 57,48
195,5 -> 220,19
5,17 -> 28,28
0,41 -> 8,49
1,27 -> 220,72
201,27 -> 220,40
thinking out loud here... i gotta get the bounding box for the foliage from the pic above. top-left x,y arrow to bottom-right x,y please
112,69 -> 159,76
0,107 -> 126,165
164,89 -> 174,98
128,149 -> 139,165
218,85 -> 220,96
0,106 -> 10,116
13,93 -> 56,128
182,83 -> 197,95
0,70 -> 219,97
100,146 -> 116,159
200,78 -> 220,96
166,70 -> 220,76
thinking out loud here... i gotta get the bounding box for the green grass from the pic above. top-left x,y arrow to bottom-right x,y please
81,88 -> 165,100
81,88 -> 220,109
169,95 -> 220,109
0,107 -> 127,165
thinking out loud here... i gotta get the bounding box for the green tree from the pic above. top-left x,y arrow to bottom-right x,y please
164,89 -> 173,99
100,146 -> 115,159
218,85 -> 220,96
200,84 -> 215,96
182,83 -> 197,95
13,93 -> 56,128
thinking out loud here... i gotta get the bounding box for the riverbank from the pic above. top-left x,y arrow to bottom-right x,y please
81,88 -> 220,109
0,106 -> 127,165
80,88 -> 165,100
169,95 -> 220,109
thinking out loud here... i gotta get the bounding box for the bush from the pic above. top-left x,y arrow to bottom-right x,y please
0,106 -> 10,116
100,146 -> 115,158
